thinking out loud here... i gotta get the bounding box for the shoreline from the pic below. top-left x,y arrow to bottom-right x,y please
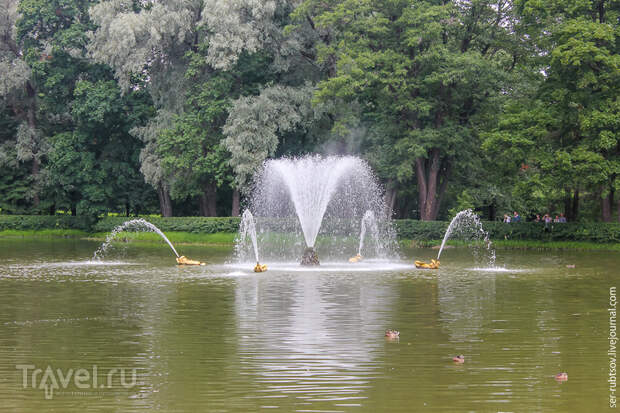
1,229 -> 619,251
404,239 -> 620,251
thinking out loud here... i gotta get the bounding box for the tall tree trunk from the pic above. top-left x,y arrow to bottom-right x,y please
49,204 -> 56,216
415,149 -> 449,221
199,182 -> 217,217
231,189 -> 240,217
71,204 -> 77,216
563,189 -> 573,221
571,189 -> 579,221
208,183 -> 217,216
157,184 -> 173,217
601,191 -> 612,222
199,194 -> 209,216
564,188 -> 580,221
488,202 -> 496,221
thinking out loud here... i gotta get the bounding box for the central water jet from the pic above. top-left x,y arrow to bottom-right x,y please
268,156 -> 358,265
237,155 -> 397,265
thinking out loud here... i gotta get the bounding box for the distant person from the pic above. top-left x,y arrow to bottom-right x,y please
534,214 -> 541,222
558,213 -> 567,223
512,211 -> 521,223
554,215 -> 559,223
503,214 -> 511,223
543,214 -> 552,231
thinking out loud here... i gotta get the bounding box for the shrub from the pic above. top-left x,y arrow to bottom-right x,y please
0,215 -> 93,231
91,217 -> 241,234
394,220 -> 620,243
1,215 -> 619,243
392,220 -> 449,240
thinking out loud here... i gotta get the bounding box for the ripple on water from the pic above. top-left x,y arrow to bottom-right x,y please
0,242 -> 614,412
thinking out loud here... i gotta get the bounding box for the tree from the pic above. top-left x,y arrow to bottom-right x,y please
221,0 -> 336,195
87,0 -> 203,216
0,0 -> 43,208
1,0 -> 159,216
485,0 -> 619,221
0,105 -> 32,213
223,83 -> 328,191
43,78 -> 156,216
292,0 -> 518,220
88,0 -> 285,216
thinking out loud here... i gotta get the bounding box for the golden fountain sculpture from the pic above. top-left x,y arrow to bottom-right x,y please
414,259 -> 440,269
348,254 -> 363,263
254,262 -> 268,272
176,256 -> 206,266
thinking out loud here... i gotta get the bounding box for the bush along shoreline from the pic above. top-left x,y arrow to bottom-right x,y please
0,215 -> 619,249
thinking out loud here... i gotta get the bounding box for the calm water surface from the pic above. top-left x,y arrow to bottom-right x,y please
0,239 -> 616,412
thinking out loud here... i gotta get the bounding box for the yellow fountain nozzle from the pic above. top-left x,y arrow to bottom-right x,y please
176,256 -> 206,266
414,259 -> 440,269
254,262 -> 268,273
348,254 -> 363,263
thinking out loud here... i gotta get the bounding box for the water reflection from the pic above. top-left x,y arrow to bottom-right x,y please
0,240 -> 616,412
438,270 -> 496,344
234,273 -> 393,410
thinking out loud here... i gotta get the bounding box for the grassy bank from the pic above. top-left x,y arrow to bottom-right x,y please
0,229 -> 237,246
1,229 -> 618,251
403,238 -> 620,251
0,229 -> 90,238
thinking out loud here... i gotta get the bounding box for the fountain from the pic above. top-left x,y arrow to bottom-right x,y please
436,209 -> 496,266
238,210 -> 260,262
237,211 -> 267,272
93,219 -> 204,265
301,247 -> 320,266
236,155 -> 397,265
94,219 -> 179,260
358,210 -> 380,257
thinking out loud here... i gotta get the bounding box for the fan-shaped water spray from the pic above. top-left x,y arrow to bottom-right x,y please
236,155 -> 397,265
93,219 -> 179,260
268,156 -> 359,248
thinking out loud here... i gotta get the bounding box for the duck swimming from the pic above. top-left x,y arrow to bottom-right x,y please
452,355 -> 465,364
555,372 -> 568,381
385,329 -> 400,339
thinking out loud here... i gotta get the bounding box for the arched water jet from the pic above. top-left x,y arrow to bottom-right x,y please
437,209 -> 496,266
93,219 -> 179,260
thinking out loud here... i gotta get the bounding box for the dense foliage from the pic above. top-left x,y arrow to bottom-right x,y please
0,0 -> 618,221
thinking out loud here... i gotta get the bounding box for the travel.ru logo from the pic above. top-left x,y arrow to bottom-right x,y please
16,364 -> 137,399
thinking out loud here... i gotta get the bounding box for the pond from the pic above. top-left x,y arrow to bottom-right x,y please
0,239 -> 616,412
